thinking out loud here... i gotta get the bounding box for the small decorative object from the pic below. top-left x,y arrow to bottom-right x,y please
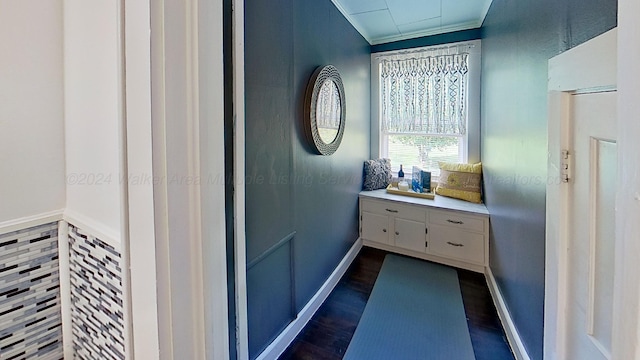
304,65 -> 346,155
386,164 -> 436,199
362,158 -> 392,191
422,171 -> 432,193
412,166 -> 423,193
435,162 -> 483,203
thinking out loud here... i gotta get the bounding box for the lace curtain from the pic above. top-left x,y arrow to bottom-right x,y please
380,52 -> 469,135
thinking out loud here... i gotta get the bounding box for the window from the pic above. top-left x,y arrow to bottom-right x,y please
372,41 -> 481,179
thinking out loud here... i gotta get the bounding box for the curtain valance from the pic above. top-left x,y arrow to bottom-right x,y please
380,53 -> 469,135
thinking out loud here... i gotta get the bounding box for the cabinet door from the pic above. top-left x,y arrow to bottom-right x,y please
361,211 -> 390,245
394,218 -> 426,253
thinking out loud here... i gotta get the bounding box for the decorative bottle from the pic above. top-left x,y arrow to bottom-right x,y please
398,165 -> 404,182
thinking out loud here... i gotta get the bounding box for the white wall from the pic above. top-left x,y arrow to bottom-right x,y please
1,1 -> 163,357
63,0 -> 123,237
1,1 -> 223,358
0,0 -> 65,224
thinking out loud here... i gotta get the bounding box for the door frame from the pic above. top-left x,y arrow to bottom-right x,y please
232,0 -> 249,357
545,29 -> 617,360
150,0 -> 230,358
612,0 -> 640,357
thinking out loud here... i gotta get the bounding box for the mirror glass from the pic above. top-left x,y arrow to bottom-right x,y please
315,79 -> 341,144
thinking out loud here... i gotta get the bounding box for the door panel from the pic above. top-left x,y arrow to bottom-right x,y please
394,218 -> 426,253
362,211 -> 390,245
567,91 -> 616,360
589,139 -> 616,353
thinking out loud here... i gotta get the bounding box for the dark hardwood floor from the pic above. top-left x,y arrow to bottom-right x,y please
279,247 -> 515,360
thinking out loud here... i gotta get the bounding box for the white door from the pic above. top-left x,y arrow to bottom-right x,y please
565,91 -> 617,359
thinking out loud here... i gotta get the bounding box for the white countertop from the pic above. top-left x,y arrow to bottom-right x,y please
359,189 -> 489,216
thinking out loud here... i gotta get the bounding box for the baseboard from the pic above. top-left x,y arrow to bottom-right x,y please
255,237 -> 363,360
485,267 -> 531,360
0,209 -> 64,235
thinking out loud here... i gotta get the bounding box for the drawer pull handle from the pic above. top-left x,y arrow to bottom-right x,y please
385,208 -> 398,213
447,241 -> 464,247
447,219 -> 464,225
395,231 -> 399,235
382,229 -> 387,232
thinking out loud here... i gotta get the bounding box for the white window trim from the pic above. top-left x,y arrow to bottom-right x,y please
370,39 -> 482,179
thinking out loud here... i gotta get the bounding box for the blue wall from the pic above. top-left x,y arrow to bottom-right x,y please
480,0 -> 617,359
244,0 -> 370,357
371,28 -> 481,53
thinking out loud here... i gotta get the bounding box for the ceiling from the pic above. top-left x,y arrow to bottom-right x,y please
331,0 -> 493,45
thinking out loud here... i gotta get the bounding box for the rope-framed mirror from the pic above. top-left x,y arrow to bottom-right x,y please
304,65 -> 346,155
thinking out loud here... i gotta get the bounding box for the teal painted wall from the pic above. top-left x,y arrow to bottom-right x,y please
481,0 -> 617,358
244,0 -> 370,357
371,28 -> 481,53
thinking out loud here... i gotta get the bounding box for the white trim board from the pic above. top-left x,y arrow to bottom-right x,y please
196,0 -> 231,357
548,29 -> 617,91
255,238 -> 363,360
0,210 -> 64,235
614,2 -> 640,358
122,0 -> 162,357
233,0 -> 249,357
149,0 -> 230,357
485,266 -> 531,360
57,220 -> 73,359
62,209 -> 121,247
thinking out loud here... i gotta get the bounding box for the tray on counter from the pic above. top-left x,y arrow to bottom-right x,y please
386,185 -> 435,200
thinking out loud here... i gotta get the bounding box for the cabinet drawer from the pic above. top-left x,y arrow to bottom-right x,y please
429,225 -> 485,264
361,199 -> 425,222
429,209 -> 485,233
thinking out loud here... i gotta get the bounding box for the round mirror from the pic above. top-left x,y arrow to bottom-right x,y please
304,65 -> 346,155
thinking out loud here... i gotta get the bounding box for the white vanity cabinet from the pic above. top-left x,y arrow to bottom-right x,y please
359,190 -> 490,273
360,198 -> 427,252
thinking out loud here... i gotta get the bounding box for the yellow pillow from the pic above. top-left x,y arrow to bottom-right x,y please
435,162 -> 483,203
